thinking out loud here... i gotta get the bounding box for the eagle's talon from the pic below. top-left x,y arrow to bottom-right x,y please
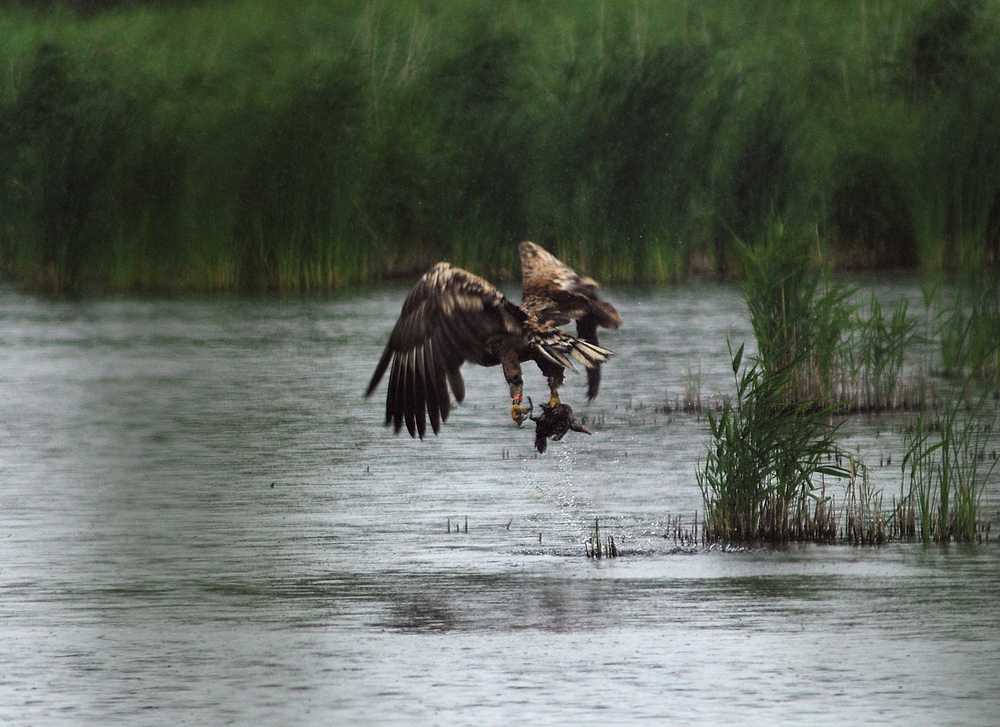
548,393 -> 561,408
511,403 -> 529,426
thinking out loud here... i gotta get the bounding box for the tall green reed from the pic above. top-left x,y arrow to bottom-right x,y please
698,342 -> 847,543
901,396 -> 996,542
3,0 -> 1000,292
857,294 -> 918,410
845,459 -> 887,546
739,223 -> 854,405
902,0 -> 1000,272
938,271 -> 1000,393
740,223 -> 927,411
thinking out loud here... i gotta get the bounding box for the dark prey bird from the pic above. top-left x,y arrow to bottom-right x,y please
530,400 -> 592,454
365,241 -> 622,438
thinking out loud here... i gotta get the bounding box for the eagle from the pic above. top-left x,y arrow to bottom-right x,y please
365,241 -> 622,439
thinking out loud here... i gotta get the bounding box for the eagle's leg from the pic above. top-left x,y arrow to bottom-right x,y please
502,354 -> 528,426
538,359 -> 565,408
547,373 -> 564,408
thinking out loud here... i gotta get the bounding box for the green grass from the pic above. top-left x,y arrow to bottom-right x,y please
708,225 -> 997,545
938,271 -> 1000,393
739,223 -> 934,412
739,223 -> 854,405
698,343 -> 848,543
2,0 -> 1000,292
845,460 -> 888,545
857,294 -> 918,410
698,314 -> 995,546
901,398 -> 996,542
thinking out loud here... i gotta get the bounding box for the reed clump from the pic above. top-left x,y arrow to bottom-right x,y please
698,343 -> 847,543
664,513 -> 701,547
740,224 -> 927,413
901,399 -> 996,543
585,518 -> 618,559
697,257 -> 999,545
740,224 -> 853,406
937,271 -> 1000,395
844,460 -> 888,545
856,295 -> 919,411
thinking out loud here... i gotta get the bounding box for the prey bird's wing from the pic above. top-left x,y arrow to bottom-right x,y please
365,262 -> 526,438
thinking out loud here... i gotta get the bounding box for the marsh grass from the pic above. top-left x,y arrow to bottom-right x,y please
901,397 -> 996,542
719,236 -> 998,544
740,224 -> 931,412
585,518 -> 618,559
844,459 -> 887,545
696,265 -> 998,545
3,1 -> 1000,291
938,271 -> 1000,394
856,294 -> 919,410
664,513 -> 701,547
698,343 -> 847,543
740,224 -> 854,405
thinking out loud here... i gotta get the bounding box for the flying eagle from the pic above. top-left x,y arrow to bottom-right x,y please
365,241 -> 622,439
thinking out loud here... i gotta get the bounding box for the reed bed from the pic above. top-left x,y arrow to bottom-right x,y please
901,399 -> 997,542
696,253 -> 999,544
3,0 -> 1000,292
697,343 -> 848,543
937,271 -> 1000,395
739,223 -> 964,414
695,366 -> 996,546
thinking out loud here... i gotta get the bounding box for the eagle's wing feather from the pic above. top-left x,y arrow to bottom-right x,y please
365,262 -> 524,438
519,241 -> 622,400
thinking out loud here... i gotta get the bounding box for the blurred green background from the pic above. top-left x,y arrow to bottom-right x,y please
1,0 -> 998,293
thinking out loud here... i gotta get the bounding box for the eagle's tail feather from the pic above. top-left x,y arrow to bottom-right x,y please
535,343 -> 578,372
533,329 -> 613,375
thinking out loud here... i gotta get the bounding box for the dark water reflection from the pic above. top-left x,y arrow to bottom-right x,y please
1,281 -> 998,725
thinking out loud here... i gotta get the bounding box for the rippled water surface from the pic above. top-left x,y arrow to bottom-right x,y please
1,280 -> 998,725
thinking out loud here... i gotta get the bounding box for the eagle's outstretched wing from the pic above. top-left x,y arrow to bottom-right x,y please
365,262 -> 526,438
519,241 -> 622,400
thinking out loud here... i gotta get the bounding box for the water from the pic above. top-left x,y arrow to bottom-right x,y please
1,280 -> 998,725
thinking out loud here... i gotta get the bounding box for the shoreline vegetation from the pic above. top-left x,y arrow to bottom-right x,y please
2,0 -> 1000,294
695,229 -> 999,545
